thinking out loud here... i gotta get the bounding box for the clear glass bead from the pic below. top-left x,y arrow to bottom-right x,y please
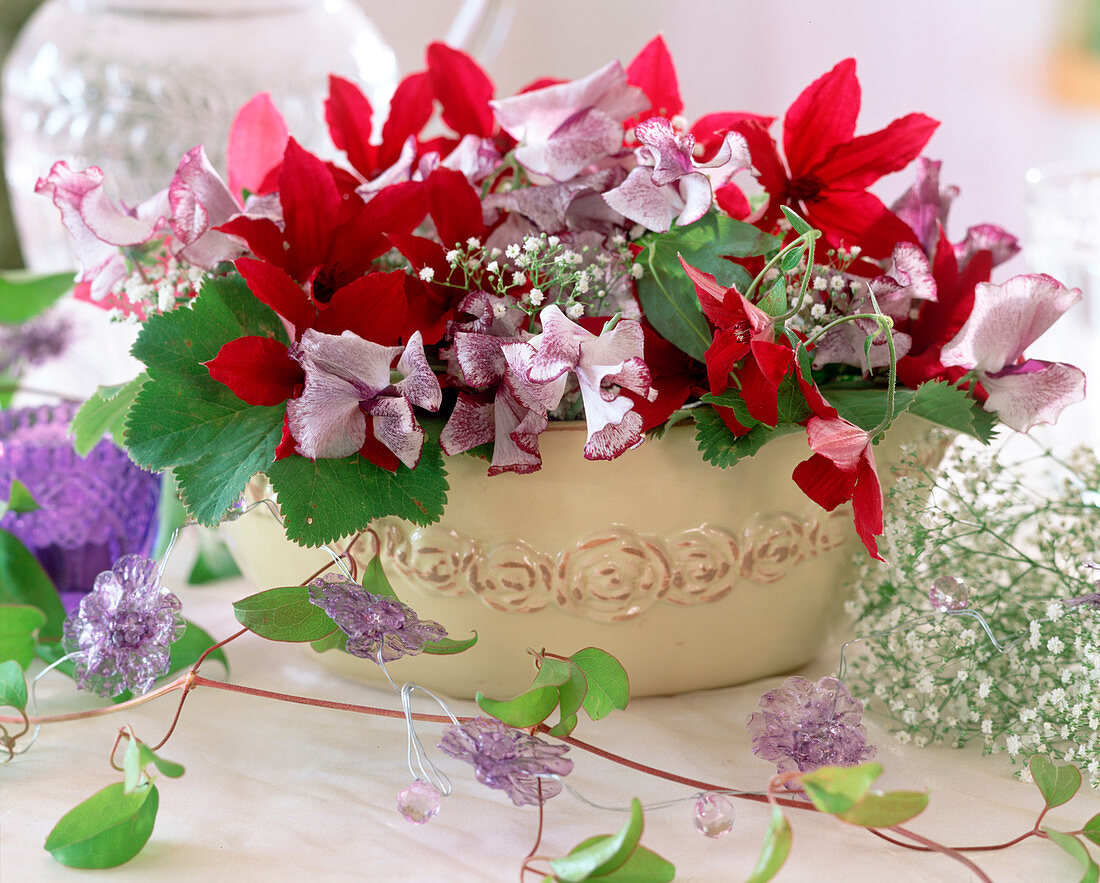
397,781 -> 441,825
692,792 -> 735,838
929,575 -> 970,612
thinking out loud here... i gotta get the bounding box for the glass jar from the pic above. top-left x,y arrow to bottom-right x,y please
1,0 -> 399,271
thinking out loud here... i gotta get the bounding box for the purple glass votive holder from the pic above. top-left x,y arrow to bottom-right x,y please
0,402 -> 161,612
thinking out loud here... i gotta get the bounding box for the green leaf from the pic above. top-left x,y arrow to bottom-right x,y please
70,376 -> 147,455
556,662 -> 590,726
556,838 -> 674,883
779,246 -> 804,274
780,206 -> 815,237
232,586 -> 340,642
0,270 -> 73,323
0,528 -> 66,641
745,807 -> 791,883
1043,829 -> 1100,882
0,479 -> 41,517
570,648 -> 629,720
551,798 -> 644,881
756,275 -> 787,317
126,275 -> 289,526
0,658 -> 28,711
635,215 -> 778,361
1030,755 -> 1082,809
837,790 -> 929,827
694,408 -> 802,468
1083,814 -> 1100,848
908,379 -> 998,443
421,632 -> 478,655
310,631 -> 347,653
167,620 -> 229,676
0,604 -> 47,668
360,555 -> 399,600
44,782 -> 159,869
475,685 -> 561,728
187,534 -> 241,584
266,443 -> 449,547
124,739 -> 185,793
802,763 -> 883,814
823,387 -> 915,431
548,714 -> 580,739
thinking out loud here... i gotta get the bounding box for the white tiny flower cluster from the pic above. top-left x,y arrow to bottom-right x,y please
108,241 -> 205,318
842,437 -> 1100,789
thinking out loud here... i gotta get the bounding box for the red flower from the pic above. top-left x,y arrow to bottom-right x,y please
736,59 -> 938,259
679,258 -> 794,429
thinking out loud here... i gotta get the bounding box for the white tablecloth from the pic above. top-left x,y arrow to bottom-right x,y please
3,567 -> 1096,882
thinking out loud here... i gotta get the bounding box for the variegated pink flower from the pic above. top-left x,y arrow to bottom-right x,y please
168,146 -> 247,269
604,117 -> 751,232
490,61 -> 647,182
287,329 -> 441,467
940,274 -> 1085,432
35,162 -> 170,302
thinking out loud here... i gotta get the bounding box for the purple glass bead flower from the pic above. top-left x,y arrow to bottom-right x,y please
746,676 -> 875,781
0,403 -> 160,613
62,555 -> 185,697
306,574 -> 447,662
437,716 -> 573,807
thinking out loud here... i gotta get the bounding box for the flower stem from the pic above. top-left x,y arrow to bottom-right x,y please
889,825 -> 994,882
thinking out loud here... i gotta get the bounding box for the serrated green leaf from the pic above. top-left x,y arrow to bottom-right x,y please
0,604 -> 47,668
1083,814 -> 1100,848
1030,755 -> 1082,809
745,806 -> 791,883
360,555 -> 399,599
70,376 -> 147,455
570,648 -> 629,720
232,586 -> 339,642
44,782 -> 159,869
0,658 -> 28,711
475,685 -> 561,728
552,798 -> 644,881
908,379 -> 998,443
837,790 -> 929,827
802,763 -> 883,814
1043,829 -> 1100,882
421,632 -> 478,655
694,408 -> 802,468
1,479 -> 41,517
0,270 -> 73,323
125,275 -> 289,526
0,528 -> 66,641
266,445 -> 448,547
635,215 -> 778,362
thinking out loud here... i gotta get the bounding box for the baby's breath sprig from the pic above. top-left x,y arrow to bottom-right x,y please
844,437 -> 1100,787
108,238 -> 206,319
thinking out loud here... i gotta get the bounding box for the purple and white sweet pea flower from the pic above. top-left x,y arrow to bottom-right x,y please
35,162 -> 170,302
287,329 -> 442,467
518,305 -> 656,460
604,117 -> 752,232
940,274 -> 1086,432
167,146 -> 248,269
490,61 -> 647,182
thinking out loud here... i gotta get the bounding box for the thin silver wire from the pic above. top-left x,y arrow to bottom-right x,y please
551,778 -> 763,814
5,650 -> 84,758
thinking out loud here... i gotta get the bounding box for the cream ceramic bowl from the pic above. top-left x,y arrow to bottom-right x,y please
224,417 -> 932,699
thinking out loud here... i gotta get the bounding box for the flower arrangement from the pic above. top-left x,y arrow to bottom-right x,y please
3,35 -> 1098,882
34,36 -> 1085,560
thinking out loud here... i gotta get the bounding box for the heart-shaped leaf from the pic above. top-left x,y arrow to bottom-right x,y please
0,659 -> 28,711
44,782 -> 159,868
837,790 -> 929,827
558,837 -> 674,882
570,648 -> 629,720
1030,755 -> 1082,809
0,479 -> 40,517
1083,814 -> 1100,848
1043,829 -> 1100,882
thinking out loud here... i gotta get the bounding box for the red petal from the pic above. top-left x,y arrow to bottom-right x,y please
740,340 -> 793,425
427,167 -> 485,249
625,34 -> 682,125
379,71 -> 435,169
691,112 -> 775,161
236,257 -> 315,334
728,118 -> 788,225
852,453 -> 884,560
715,403 -> 754,437
325,75 -> 377,179
792,452 -> 856,511
403,275 -> 454,345
426,42 -> 495,137
205,336 -> 302,406
218,216 -> 288,268
227,93 -> 288,198
323,181 -> 429,280
815,113 -> 939,189
714,182 -> 751,219
274,416 -> 298,460
315,271 -> 408,345
783,58 -> 860,175
278,139 -> 342,279
807,189 -> 919,259
358,424 -> 402,473
387,233 -> 450,281
705,329 -> 750,394
794,351 -> 839,420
